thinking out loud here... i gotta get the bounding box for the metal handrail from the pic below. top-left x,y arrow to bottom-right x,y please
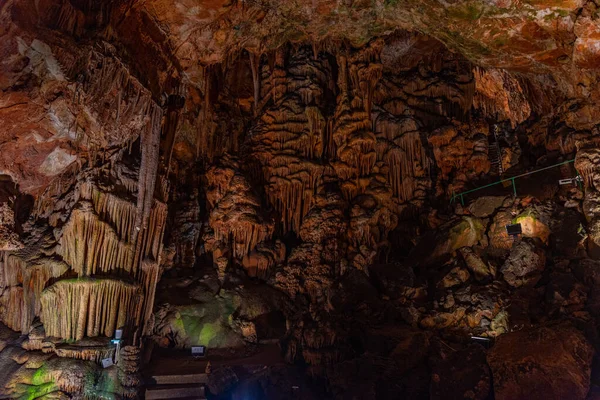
450,159 -> 577,205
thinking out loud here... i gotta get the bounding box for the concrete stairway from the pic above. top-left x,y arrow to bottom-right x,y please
145,373 -> 208,400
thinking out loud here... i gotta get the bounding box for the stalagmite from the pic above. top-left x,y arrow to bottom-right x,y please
40,278 -> 143,340
139,260 -> 161,336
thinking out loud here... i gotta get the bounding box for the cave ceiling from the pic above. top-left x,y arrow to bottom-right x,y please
2,0 -> 600,195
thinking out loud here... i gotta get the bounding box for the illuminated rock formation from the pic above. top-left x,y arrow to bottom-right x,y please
40,278 -> 143,341
3,0 -> 600,397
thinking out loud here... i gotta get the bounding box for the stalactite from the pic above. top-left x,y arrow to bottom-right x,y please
21,260 -> 70,334
108,160 -> 140,196
81,182 -> 137,243
197,66 -> 213,159
242,240 -> 286,279
33,161 -> 81,222
162,86 -> 185,178
49,43 -> 159,155
332,53 -> 377,200
271,48 -> 287,105
0,252 -> 24,288
40,278 -> 143,341
0,251 -> 69,333
0,204 -> 23,251
249,52 -> 261,117
139,201 -> 168,262
78,182 -> 167,266
374,112 -> 430,202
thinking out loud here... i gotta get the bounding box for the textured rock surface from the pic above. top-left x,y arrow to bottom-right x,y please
488,323 -> 594,400
501,238 -> 547,288
1,0 -> 600,398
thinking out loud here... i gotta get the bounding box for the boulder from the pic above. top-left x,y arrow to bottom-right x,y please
459,247 -> 495,281
488,207 -> 551,250
488,323 -> 594,400
439,266 -> 470,289
411,217 -> 485,266
501,239 -> 546,288
468,196 -> 507,218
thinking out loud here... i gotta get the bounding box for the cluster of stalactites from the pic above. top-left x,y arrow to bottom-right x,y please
40,278 -> 143,341
348,39 -> 384,117
373,112 -> 430,203
58,202 -> 135,277
80,182 -> 167,263
0,252 -> 68,333
472,67 -> 531,128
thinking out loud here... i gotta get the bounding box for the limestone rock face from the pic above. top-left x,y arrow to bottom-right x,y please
0,204 -> 22,251
488,323 -> 594,400
576,147 -> 600,256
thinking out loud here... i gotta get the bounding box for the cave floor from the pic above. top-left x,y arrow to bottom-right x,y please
144,343 -> 284,376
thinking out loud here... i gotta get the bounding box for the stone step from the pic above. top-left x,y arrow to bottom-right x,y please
149,373 -> 208,385
145,384 -> 206,400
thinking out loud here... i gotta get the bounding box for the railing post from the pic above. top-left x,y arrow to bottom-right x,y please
460,194 -> 464,205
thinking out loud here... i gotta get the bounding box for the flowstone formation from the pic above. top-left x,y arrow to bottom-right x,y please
3,0 -> 600,398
